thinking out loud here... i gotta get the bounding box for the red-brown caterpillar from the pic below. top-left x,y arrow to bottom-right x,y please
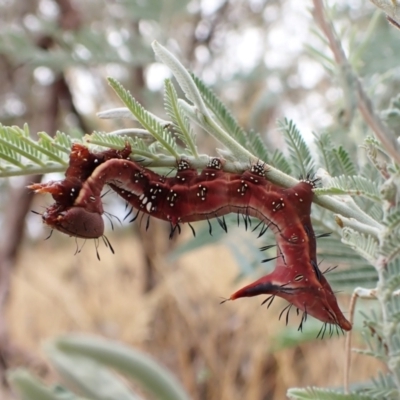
30,144 -> 351,332
30,144 -> 131,239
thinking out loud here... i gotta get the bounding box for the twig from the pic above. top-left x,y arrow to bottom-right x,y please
344,287 -> 377,393
312,0 -> 400,166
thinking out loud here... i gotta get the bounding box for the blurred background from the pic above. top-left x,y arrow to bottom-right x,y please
1,0 -> 398,399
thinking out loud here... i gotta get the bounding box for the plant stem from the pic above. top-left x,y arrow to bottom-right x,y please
312,0 -> 400,166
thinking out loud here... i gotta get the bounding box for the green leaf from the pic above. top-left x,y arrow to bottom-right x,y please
43,131 -> 73,154
85,131 -> 135,151
108,78 -> 179,158
52,335 -> 192,400
270,149 -> 292,175
367,371 -> 399,400
332,146 -> 357,176
315,175 -> 381,202
246,131 -> 270,163
287,387 -> 376,400
384,207 -> 400,231
381,232 -> 400,261
46,345 -> 143,400
278,118 -> 315,178
313,131 -> 340,176
86,131 -> 157,161
341,228 -> 378,265
152,41 -> 209,117
189,72 -> 248,147
0,124 -> 70,177
164,79 -> 198,156
8,369 -> 88,400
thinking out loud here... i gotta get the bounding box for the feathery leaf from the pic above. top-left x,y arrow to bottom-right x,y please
0,124 -> 70,177
108,78 -> 179,158
287,386 -> 376,400
189,72 -> 248,147
164,79 -> 198,157
341,228 -> 378,265
332,146 -> 357,176
313,131 -> 340,176
316,175 -> 381,202
278,118 -> 315,178
381,232 -> 400,261
246,132 -> 270,163
270,149 -> 292,175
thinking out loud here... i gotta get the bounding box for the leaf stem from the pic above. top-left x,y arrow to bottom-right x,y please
178,100 -> 256,162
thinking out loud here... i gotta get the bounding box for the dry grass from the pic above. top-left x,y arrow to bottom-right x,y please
4,220 -> 381,399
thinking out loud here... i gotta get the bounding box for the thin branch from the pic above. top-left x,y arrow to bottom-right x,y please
344,287 -> 377,393
312,0 -> 400,166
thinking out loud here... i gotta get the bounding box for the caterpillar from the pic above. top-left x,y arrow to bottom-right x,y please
30,144 -> 131,239
30,143 -> 351,331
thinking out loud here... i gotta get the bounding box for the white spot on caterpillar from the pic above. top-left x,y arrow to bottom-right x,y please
167,190 -> 178,206
139,194 -> 145,200
146,202 -> 152,213
237,181 -> 248,195
197,184 -> 207,200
